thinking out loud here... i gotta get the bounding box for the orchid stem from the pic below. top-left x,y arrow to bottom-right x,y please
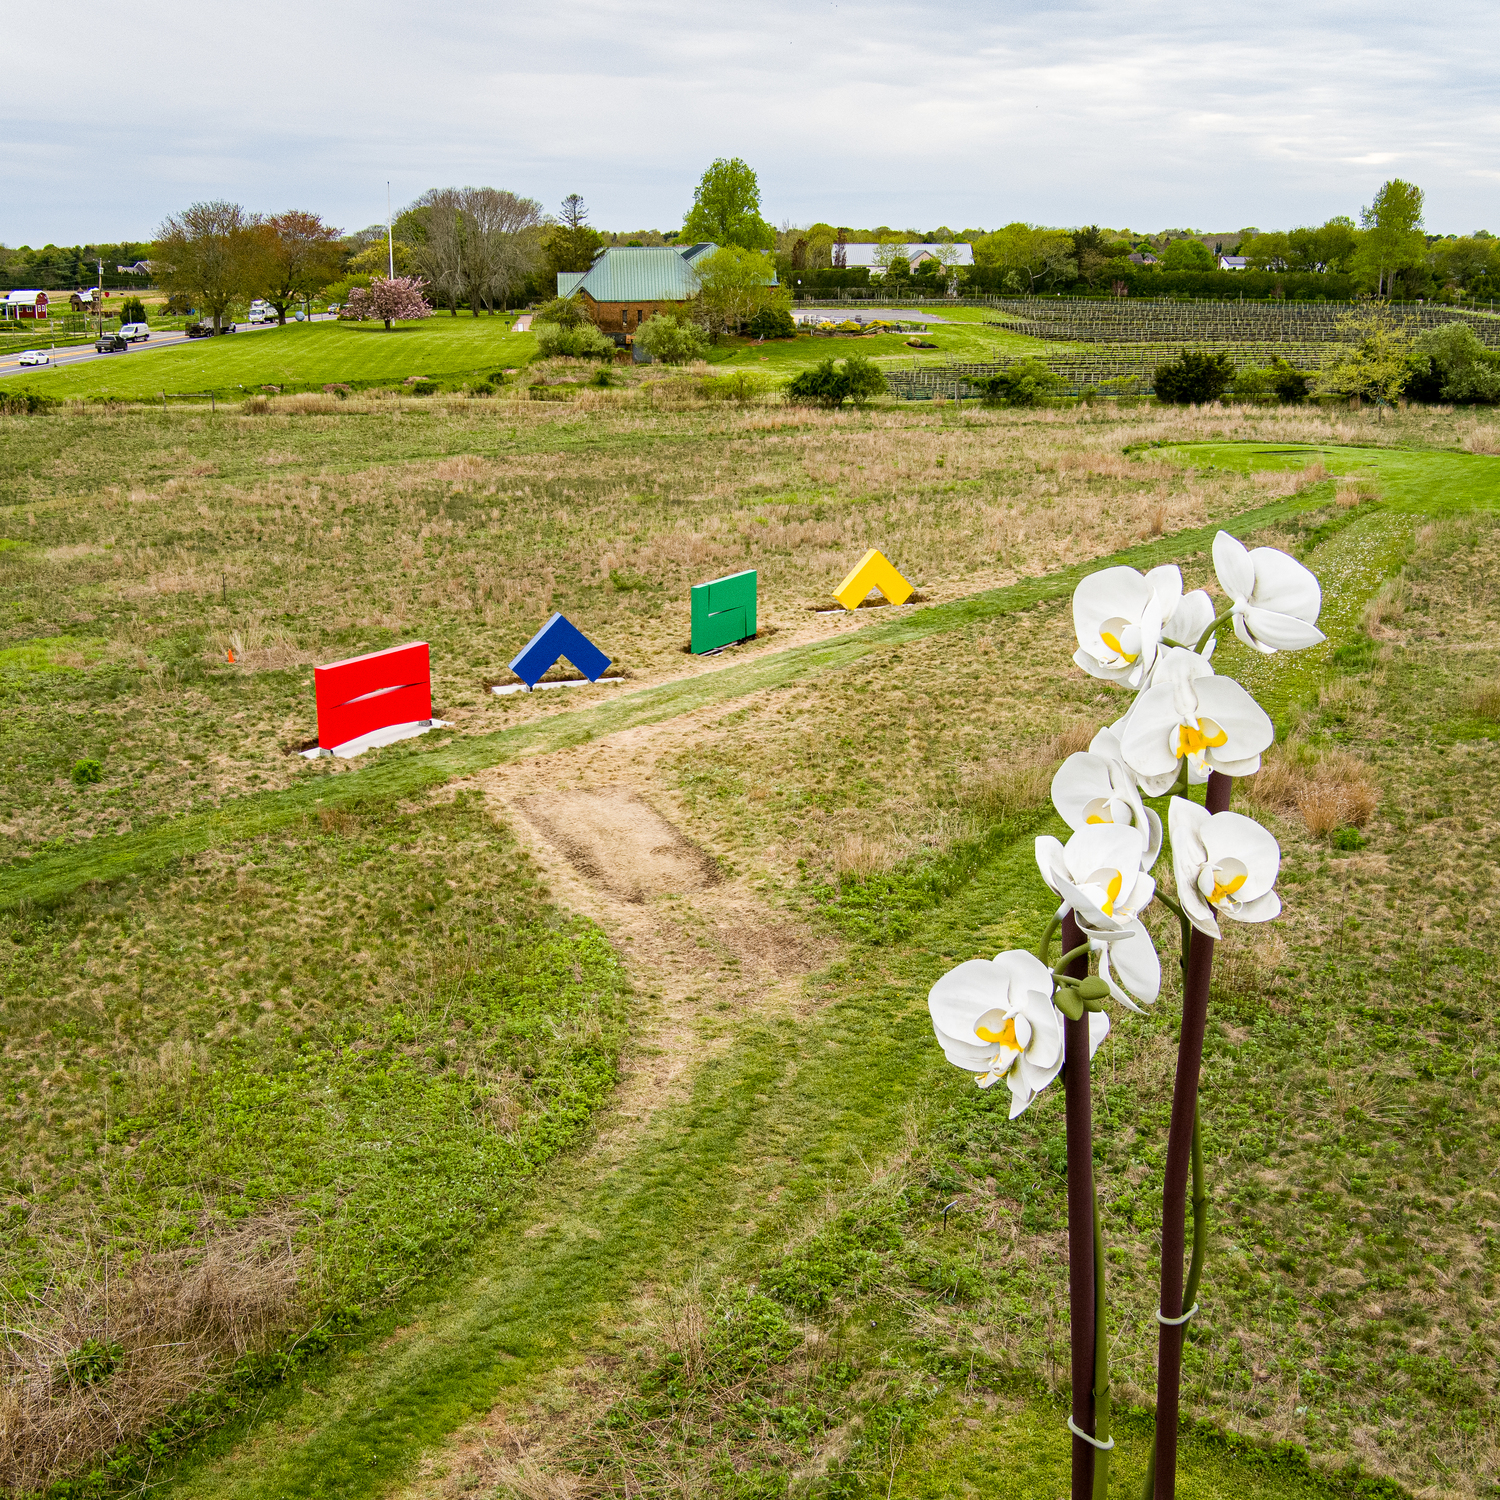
1053,941 -> 1092,976
1036,912 -> 1062,964
1153,892 -> 1196,980
1092,1168 -> 1112,1500
1192,606 -> 1235,655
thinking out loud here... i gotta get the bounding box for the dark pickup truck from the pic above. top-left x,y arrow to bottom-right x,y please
94,333 -> 128,353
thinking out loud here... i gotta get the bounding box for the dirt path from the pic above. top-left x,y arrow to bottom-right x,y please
465,701 -> 839,1157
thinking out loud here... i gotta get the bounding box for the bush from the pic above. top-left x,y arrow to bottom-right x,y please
635,313 -> 708,365
976,359 -> 1064,407
1153,350 -> 1235,404
747,305 -> 796,339
1410,322 -> 1500,404
533,295 -> 591,329
71,758 -> 104,786
0,390 -> 58,415
119,296 -> 147,324
533,321 -> 616,360
785,355 -> 885,408
1268,358 -> 1312,404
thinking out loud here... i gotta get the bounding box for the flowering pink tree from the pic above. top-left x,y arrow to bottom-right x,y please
340,277 -> 433,330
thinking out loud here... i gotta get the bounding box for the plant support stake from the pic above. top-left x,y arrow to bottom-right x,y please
1152,769 -> 1231,1500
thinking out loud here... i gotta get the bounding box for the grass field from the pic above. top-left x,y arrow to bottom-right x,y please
2,309 -> 1052,402
2,387 -> 1499,1500
3,317 -> 537,401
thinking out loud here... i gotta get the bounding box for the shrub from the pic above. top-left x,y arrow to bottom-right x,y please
0,390 -> 58,415
635,313 -> 708,365
1268,358 -> 1312,404
71,758 -> 104,786
784,355 -> 885,408
533,295 -> 591,330
976,360 -> 1064,407
1410,322 -> 1500,404
1231,365 -> 1273,400
747,305 -> 796,339
119,296 -> 147,324
532,322 -> 615,360
1153,350 -> 1235,404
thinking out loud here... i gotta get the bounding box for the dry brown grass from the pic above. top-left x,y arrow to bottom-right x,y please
1244,743 -> 1379,835
1461,427 -> 1500,456
0,1216 -> 305,1495
1463,681 -> 1500,719
961,722 -> 1094,826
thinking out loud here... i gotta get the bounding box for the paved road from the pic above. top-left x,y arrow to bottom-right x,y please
0,313 -> 334,381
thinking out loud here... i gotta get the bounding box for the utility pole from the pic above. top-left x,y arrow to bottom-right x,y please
96,258 -> 104,336
387,182 -> 394,279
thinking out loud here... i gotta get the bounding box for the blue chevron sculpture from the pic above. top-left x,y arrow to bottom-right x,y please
508,612 -> 611,690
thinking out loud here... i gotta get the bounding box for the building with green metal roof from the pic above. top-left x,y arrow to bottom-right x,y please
556,243 -> 760,343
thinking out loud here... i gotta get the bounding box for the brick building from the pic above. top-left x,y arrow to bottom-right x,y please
557,244 -> 723,341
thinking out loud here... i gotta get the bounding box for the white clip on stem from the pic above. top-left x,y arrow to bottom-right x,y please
1067,1417 -> 1116,1451
1155,1302 -> 1200,1326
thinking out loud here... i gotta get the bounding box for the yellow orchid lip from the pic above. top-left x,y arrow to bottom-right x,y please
1099,626 -> 1138,664
975,1016 -> 1020,1048
1207,859 -> 1249,906
1175,716 -> 1229,759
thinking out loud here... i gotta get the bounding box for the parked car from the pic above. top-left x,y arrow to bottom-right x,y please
95,333 -> 128,353
17,350 -> 50,365
119,323 -> 150,342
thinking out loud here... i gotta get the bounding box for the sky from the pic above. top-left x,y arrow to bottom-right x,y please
5,0 -> 1497,247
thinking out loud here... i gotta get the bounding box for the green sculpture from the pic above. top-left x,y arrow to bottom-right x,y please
690,569 -> 757,653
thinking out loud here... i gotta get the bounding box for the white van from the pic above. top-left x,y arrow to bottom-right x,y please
119,323 -> 150,342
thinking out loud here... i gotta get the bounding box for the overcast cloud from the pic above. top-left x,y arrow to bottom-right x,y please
5,0 -> 1496,245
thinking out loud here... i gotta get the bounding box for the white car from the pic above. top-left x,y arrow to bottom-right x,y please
17,350 -> 49,365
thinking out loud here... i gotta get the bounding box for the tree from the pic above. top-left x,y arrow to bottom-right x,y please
1355,180 -> 1426,296
747,305 -> 796,339
691,246 -> 780,339
153,201 -> 263,333
544,192 -> 606,279
1318,304 -> 1415,404
119,296 -> 146,325
1161,237 -> 1215,271
457,188 -> 545,314
1153,350 -> 1235,404
1431,236 -> 1500,297
560,194 -> 588,230
973,223 -> 1076,291
680,159 -> 775,251
339,277 -> 432,330
255,211 -> 344,324
533,295 -> 590,329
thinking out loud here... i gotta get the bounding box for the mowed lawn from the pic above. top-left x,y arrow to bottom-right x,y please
8,306 -> 1058,400
10,317 -> 538,399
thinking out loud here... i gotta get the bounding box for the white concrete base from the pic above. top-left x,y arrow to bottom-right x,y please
299,719 -> 453,760
491,678 -> 624,697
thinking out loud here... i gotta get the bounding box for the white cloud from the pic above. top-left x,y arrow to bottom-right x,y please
3,0 -> 1496,243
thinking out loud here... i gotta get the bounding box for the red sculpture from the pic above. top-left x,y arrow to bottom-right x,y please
314,643 -> 432,750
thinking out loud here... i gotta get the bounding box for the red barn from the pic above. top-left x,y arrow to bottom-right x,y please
1,290 -> 49,320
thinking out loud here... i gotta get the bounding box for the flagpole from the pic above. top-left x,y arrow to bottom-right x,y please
387,182 -> 394,279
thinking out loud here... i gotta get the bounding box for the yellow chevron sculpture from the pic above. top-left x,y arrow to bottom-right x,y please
833,549 -> 915,611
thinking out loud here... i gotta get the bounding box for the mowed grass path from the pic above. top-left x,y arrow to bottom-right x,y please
8,318 -> 537,399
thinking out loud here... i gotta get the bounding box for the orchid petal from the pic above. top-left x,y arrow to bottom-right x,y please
1212,530 -> 1255,600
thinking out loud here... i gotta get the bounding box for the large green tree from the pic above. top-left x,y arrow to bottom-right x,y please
691,246 -> 781,338
1355,179 -> 1426,296
680,159 -> 775,251
153,201 -> 262,332
972,223 -> 1076,291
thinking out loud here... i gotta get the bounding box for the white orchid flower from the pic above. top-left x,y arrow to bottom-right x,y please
1051,726 -> 1163,865
1035,823 -> 1156,931
1071,564 -> 1185,690
1161,588 -> 1218,655
1118,647 -> 1274,795
928,950 -> 1108,1117
1212,531 -> 1326,654
1169,799 -> 1282,938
